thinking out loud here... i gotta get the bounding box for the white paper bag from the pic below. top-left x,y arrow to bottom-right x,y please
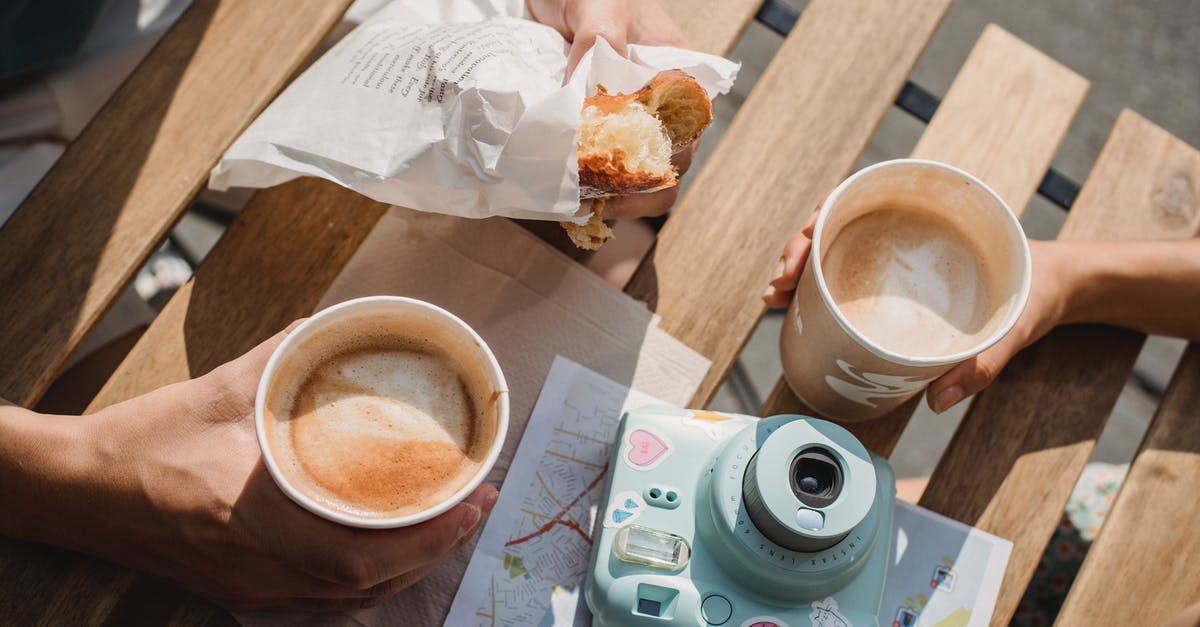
209,0 -> 738,222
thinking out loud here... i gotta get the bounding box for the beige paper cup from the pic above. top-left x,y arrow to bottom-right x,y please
255,296 -> 509,528
780,159 -> 1031,421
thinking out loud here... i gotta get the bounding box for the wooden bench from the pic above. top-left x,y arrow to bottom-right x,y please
0,0 -> 1196,625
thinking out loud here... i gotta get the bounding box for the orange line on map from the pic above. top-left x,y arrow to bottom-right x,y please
544,450 -> 604,469
505,464 -> 608,547
521,507 -> 551,520
536,472 -> 569,510
553,427 -> 609,445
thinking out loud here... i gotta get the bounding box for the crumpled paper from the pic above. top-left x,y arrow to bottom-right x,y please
209,0 -> 738,222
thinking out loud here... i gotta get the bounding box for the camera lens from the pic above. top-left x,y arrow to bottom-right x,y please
789,447 -> 842,508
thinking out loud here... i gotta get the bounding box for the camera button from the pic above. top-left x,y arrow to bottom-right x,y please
795,507 -> 825,531
701,594 -> 733,625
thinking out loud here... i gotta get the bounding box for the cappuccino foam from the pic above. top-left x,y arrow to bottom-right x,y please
823,207 -> 1010,357
264,317 -> 497,519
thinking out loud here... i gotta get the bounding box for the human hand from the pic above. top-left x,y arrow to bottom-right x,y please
763,208 -> 820,308
599,142 -> 697,220
528,0 -> 695,220
527,0 -> 687,78
925,240 -> 1072,413
47,325 -> 497,611
764,217 -> 1074,415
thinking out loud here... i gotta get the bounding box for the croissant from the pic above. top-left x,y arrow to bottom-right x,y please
563,70 -> 713,250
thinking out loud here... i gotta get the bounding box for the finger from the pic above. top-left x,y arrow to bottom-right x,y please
763,228 -> 815,308
601,141 -> 697,220
192,566 -> 380,605
310,485 -> 497,590
601,185 -> 679,220
629,1 -> 688,48
356,500 -> 492,608
203,318 -> 310,412
565,1 -> 628,78
360,560 -> 443,607
924,339 -> 1017,414
761,287 -> 794,310
671,140 -> 698,177
209,318 -> 308,384
802,203 -> 820,236
772,228 -> 815,289
216,595 -> 377,613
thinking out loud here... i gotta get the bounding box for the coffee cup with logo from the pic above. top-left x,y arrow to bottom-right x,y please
780,159 -> 1031,421
255,296 -> 508,528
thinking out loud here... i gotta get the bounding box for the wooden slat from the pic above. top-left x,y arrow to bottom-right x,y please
88,0 -> 759,409
90,179 -> 388,408
624,0 -> 952,407
0,0 -> 352,407
75,3 -> 760,623
658,0 -> 759,56
918,110 -> 1200,625
759,25 -> 1089,457
1056,343 -> 1200,625
0,1 -> 353,624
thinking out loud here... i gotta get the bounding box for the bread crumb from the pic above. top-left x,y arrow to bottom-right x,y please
561,199 -> 613,251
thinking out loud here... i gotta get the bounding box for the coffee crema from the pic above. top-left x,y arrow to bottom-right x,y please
263,317 -> 497,519
822,207 -> 1011,357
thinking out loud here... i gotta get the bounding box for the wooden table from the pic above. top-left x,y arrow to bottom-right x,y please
1,0 -> 1198,625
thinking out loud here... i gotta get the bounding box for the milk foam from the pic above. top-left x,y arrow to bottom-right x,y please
824,208 -> 1001,357
300,351 -> 475,450
264,321 -> 495,518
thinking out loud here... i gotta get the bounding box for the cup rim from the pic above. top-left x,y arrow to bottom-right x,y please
254,295 -> 509,529
809,158 -> 1033,368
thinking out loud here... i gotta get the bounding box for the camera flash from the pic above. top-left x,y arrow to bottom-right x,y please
612,525 -> 691,571
795,507 -> 825,531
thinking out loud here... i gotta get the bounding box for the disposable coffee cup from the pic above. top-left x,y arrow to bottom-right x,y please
255,296 -> 509,528
780,159 -> 1031,421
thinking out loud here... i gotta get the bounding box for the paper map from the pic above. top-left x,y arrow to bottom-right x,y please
444,357 -> 660,626
881,502 -> 1011,627
446,357 -> 1011,627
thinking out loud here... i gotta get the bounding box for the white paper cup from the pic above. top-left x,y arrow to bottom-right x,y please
255,296 -> 508,528
780,159 -> 1031,421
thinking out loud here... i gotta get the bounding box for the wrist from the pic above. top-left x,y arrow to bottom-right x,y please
0,405 -> 103,545
1050,241 -> 1100,325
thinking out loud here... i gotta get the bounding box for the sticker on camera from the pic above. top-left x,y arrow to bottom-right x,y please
603,490 -> 645,528
810,597 -> 851,627
624,428 -> 672,470
682,410 -> 748,440
739,617 -> 790,627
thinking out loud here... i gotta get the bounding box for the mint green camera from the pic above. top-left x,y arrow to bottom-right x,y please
585,408 -> 895,627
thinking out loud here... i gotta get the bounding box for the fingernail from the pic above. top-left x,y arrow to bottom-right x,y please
483,488 -> 499,512
934,386 -> 964,413
457,504 -> 482,538
763,285 -> 776,300
772,258 -> 785,280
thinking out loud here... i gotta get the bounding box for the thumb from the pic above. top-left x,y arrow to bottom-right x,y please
565,5 -> 627,79
203,318 -> 309,406
925,344 -> 1013,414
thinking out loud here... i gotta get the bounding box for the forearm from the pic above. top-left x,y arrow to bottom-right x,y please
1060,240 -> 1200,339
0,402 -> 98,546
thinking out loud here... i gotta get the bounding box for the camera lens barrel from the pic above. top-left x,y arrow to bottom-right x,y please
740,419 -> 877,553
744,450 -> 847,551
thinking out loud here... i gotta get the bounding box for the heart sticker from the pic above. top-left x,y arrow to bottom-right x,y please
683,409 -> 751,440
603,491 -> 645,528
625,428 -> 671,470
